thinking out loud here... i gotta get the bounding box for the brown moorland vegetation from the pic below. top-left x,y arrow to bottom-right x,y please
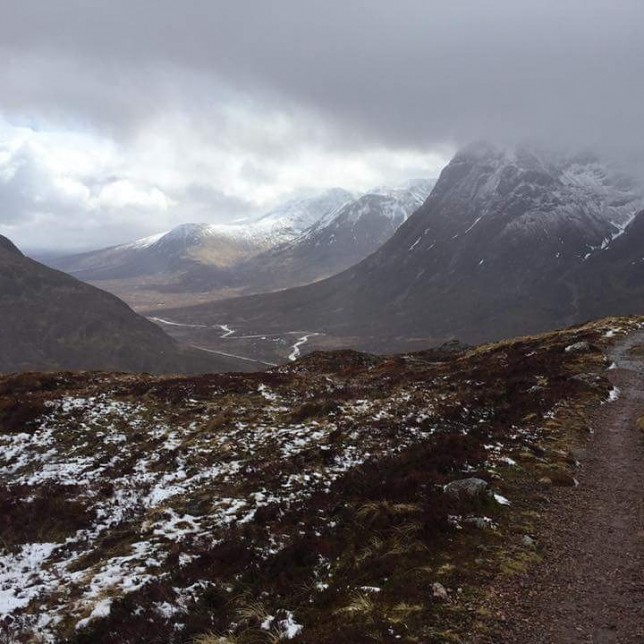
0,316 -> 639,643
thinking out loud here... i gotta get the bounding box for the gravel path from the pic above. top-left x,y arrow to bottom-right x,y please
492,331 -> 644,643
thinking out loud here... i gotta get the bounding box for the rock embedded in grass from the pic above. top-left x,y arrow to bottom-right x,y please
443,477 -> 489,501
564,341 -> 591,353
521,535 -> 537,549
432,582 -> 449,602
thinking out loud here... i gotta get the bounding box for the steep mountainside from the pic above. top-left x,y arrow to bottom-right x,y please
158,144 -> 644,350
226,179 -> 434,292
47,189 -> 354,282
574,207 -> 644,318
0,316 -> 635,642
0,236 -> 251,374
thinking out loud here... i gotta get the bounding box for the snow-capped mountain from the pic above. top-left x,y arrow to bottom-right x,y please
47,183 -> 433,307
252,187 -> 355,241
47,189 -> 354,282
160,143 -> 644,349
226,179 -> 435,292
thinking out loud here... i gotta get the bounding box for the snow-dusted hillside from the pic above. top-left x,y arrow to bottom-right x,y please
251,187 -> 355,242
162,143 -> 644,347
306,179 -> 433,234
0,316 -> 630,642
413,143 -> 643,258
229,179 -> 435,292
45,182 -> 434,304
47,189 -> 354,282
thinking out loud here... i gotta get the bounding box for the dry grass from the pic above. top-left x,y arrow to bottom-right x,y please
2,315 -> 641,644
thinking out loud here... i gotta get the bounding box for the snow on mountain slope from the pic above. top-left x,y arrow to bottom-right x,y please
157,143 -> 644,348
226,179 -> 436,293
310,179 -> 433,231
404,143 -> 643,255
152,187 -> 355,251
0,316 -> 628,641
252,187 -> 355,241
47,189 -> 354,281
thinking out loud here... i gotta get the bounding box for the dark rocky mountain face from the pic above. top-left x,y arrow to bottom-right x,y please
156,144 -> 644,351
575,207 -> 644,319
0,235 -> 22,256
0,235 -> 252,374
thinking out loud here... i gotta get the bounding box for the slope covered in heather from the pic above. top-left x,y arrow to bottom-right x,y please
0,316 -> 636,642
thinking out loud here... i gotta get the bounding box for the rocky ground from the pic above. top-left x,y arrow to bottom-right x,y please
477,329 -> 644,643
0,317 -> 641,643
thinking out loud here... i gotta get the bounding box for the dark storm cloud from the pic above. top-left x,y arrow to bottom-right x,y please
1,1 -> 643,250
0,0 -> 642,153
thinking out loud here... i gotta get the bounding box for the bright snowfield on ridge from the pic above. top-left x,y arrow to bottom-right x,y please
124,188 -> 357,252
42,179 -> 435,316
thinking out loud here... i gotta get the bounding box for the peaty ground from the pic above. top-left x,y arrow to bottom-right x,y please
486,331 -> 644,643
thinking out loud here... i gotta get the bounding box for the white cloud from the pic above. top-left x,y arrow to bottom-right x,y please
0,104 -> 448,252
0,0 -> 641,255
93,180 -> 171,212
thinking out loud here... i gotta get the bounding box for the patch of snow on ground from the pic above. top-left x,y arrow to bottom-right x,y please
279,611 -> 304,639
0,542 -> 58,615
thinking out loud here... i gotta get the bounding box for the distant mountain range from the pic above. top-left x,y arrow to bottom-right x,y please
46,181 -> 434,308
0,235 -> 255,374
48,188 -> 354,282
154,143 -> 644,353
228,180 -> 434,293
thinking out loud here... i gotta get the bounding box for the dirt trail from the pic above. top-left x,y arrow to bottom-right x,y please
494,331 -> 644,643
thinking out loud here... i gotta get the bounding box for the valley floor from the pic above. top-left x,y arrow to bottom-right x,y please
482,331 -> 644,643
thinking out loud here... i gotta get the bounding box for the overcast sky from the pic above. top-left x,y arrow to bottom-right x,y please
0,1 -> 643,252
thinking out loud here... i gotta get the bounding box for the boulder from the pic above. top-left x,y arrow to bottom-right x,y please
564,341 -> 590,353
521,535 -> 536,549
431,582 -> 449,602
463,517 -> 493,530
443,477 -> 489,501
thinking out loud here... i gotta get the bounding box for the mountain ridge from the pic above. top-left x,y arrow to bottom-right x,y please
47,188 -> 355,282
45,181 -> 434,309
153,144 -> 644,356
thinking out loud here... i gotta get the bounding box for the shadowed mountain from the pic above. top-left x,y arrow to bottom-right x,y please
0,235 -> 255,374
155,144 -> 644,353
